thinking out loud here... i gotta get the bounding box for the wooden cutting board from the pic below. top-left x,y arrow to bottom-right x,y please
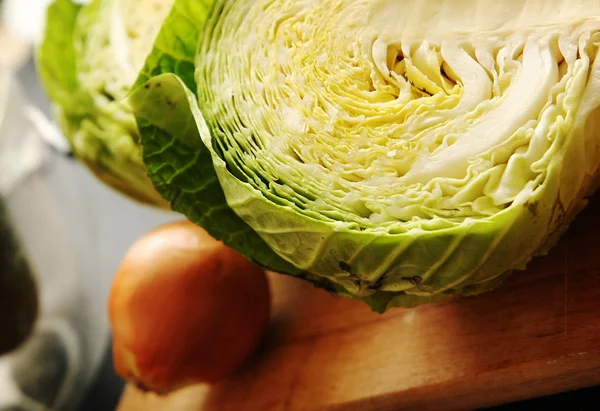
117,196 -> 600,411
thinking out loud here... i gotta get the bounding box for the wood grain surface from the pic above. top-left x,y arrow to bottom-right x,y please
118,195 -> 600,411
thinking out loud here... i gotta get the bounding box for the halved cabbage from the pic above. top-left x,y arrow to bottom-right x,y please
50,0 -> 600,311
38,0 -> 174,207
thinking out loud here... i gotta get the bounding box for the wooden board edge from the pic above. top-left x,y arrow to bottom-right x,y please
328,348 -> 600,411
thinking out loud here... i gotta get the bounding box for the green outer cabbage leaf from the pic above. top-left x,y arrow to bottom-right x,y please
38,0 -> 168,207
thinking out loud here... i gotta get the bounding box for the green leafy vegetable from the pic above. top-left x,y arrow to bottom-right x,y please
46,0 -> 600,312
38,0 -> 174,207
